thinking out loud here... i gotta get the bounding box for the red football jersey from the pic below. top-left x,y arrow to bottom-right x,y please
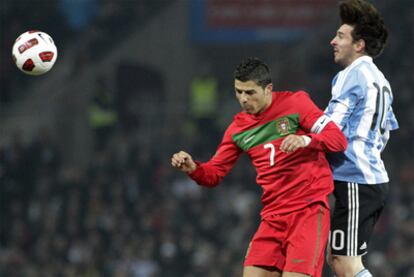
189,91 -> 347,218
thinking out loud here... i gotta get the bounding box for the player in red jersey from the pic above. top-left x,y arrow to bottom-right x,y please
171,57 -> 347,277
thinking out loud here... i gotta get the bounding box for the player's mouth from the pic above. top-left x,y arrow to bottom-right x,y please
243,105 -> 253,113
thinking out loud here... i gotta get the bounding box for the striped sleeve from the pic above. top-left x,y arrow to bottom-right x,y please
325,70 -> 365,130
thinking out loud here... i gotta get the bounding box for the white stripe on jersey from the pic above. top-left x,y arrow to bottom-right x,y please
357,65 -> 378,139
353,140 -> 376,184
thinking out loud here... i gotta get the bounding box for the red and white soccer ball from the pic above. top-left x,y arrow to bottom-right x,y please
12,30 -> 58,76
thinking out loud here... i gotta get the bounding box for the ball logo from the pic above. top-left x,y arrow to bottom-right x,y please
18,38 -> 38,54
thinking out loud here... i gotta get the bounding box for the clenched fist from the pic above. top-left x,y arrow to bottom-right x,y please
171,151 -> 197,173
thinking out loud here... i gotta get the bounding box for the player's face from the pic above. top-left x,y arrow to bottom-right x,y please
331,24 -> 363,67
235,79 -> 272,115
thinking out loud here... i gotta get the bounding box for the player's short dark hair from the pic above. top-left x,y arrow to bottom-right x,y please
234,57 -> 272,89
339,0 -> 388,58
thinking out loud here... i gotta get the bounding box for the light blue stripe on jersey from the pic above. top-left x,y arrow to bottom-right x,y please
325,56 -> 399,185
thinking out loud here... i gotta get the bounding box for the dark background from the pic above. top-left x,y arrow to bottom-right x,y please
1,1 -> 413,276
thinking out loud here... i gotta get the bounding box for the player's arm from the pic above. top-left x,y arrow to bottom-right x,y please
325,71 -> 364,130
306,119 -> 348,152
279,119 -> 347,153
171,130 -> 242,187
281,91 -> 347,153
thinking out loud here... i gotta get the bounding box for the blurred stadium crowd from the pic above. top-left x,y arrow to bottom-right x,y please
1,1 -> 413,277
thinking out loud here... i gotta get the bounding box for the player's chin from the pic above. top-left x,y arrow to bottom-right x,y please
333,54 -> 341,63
243,106 -> 254,114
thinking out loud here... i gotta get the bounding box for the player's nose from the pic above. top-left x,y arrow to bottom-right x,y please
239,93 -> 249,102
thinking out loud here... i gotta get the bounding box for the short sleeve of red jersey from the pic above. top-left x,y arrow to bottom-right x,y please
188,127 -> 242,187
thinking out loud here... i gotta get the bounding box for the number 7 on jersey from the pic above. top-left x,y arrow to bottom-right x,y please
264,143 -> 276,166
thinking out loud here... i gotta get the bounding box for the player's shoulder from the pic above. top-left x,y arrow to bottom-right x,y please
346,56 -> 382,83
229,112 -> 251,132
341,65 -> 368,89
274,90 -> 311,101
357,59 -> 390,85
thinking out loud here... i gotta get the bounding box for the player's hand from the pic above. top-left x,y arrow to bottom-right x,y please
279,135 -> 309,153
171,151 -> 197,173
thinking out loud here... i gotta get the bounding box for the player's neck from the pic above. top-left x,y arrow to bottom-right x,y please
345,53 -> 367,67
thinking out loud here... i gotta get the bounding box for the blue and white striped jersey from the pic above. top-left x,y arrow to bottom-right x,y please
325,56 -> 399,184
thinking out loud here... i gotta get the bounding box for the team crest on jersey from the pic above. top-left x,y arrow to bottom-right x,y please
276,118 -> 291,135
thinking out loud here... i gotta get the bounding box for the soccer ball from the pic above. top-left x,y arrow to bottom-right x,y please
12,30 -> 58,76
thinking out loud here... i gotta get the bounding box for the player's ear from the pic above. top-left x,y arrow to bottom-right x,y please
265,83 -> 273,94
354,39 -> 366,54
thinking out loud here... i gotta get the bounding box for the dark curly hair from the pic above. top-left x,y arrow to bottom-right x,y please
234,57 -> 272,89
339,0 -> 388,58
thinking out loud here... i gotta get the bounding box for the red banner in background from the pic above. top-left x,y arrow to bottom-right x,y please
206,0 -> 336,28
